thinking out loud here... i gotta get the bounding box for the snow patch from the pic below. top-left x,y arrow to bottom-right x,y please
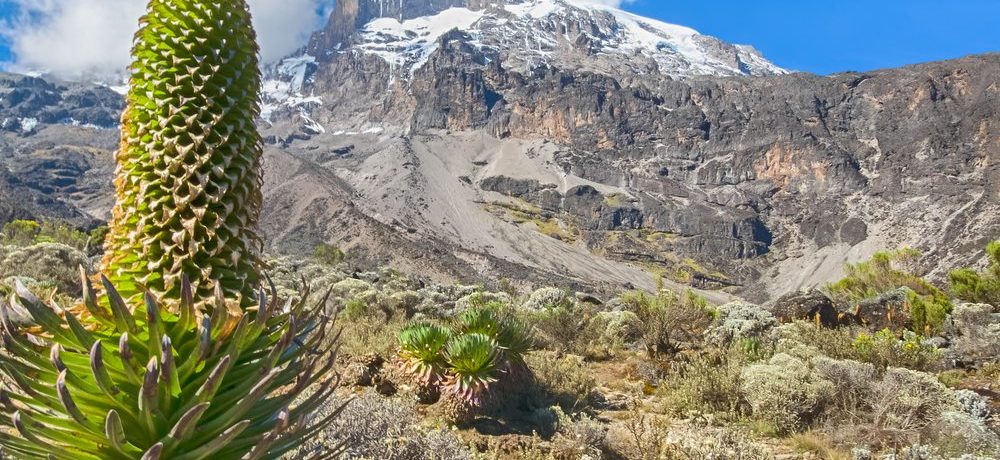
20,117 -> 38,133
261,54 -> 323,122
356,7 -> 486,75
348,0 -> 785,80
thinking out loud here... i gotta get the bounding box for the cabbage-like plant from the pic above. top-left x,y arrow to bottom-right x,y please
457,307 -> 533,368
443,333 -> 500,405
398,323 -> 451,386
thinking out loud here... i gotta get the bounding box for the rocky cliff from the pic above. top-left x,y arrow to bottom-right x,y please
2,0 -> 997,301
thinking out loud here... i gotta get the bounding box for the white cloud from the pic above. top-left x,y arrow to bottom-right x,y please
0,0 -> 334,80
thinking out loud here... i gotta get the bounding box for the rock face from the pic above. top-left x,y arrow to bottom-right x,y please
2,1 -> 998,302
279,0 -> 998,300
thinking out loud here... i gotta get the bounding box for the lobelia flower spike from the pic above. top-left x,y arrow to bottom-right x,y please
0,0 -> 344,458
102,0 -> 265,307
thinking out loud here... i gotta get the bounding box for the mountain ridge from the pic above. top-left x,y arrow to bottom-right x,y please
0,0 -> 996,301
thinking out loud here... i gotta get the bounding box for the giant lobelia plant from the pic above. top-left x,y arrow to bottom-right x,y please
0,1 -> 342,458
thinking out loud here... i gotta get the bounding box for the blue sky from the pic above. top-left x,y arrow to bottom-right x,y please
0,2 -> 15,63
0,0 -> 997,75
626,0 -> 1000,74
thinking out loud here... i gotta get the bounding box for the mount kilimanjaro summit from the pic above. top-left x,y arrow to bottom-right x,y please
1,0 -> 998,301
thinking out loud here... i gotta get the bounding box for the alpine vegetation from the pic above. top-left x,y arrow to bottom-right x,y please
0,1 -> 340,458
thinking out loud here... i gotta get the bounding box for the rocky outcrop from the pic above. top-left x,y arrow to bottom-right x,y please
309,0 -> 507,57
0,73 -> 123,130
3,1 -> 998,302
306,31 -> 999,298
771,289 -> 839,327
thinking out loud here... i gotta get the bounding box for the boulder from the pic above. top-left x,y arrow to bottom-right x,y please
844,287 -> 913,331
770,289 -> 839,327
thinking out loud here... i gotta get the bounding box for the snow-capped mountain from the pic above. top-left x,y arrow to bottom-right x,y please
317,0 -> 784,79
262,0 -> 785,123
350,0 -> 785,79
0,0 -> 995,302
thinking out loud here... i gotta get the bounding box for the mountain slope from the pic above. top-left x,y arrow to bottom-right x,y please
2,2 -> 997,301
259,0 -> 998,300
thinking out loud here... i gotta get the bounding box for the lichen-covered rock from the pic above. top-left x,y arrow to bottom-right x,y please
705,301 -> 777,347
954,389 -> 992,422
843,287 -> 914,330
948,303 -> 1000,364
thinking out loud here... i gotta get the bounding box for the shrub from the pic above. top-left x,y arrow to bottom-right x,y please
704,301 -> 777,348
455,290 -> 512,312
949,240 -> 1000,307
607,412 -> 771,460
659,347 -> 749,417
741,353 -> 834,434
851,329 -> 942,372
772,322 -> 859,360
343,296 -> 371,320
312,243 -> 346,266
0,220 -> 100,250
825,249 -> 953,333
591,310 -> 644,355
522,297 -> 599,355
0,219 -> 40,246
341,314 -> 408,359
332,277 -> 373,298
606,410 -> 673,460
547,411 -> 608,458
868,367 -> 955,445
931,411 -> 1000,456
811,356 -> 877,423
620,289 -> 713,357
297,391 -> 470,459
522,287 -> 573,311
0,242 -> 91,295
525,351 -> 598,414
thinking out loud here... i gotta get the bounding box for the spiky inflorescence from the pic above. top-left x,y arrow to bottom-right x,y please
102,0 -> 264,306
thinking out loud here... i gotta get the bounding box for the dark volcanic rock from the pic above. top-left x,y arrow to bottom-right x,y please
771,289 -> 839,327
0,73 -> 123,130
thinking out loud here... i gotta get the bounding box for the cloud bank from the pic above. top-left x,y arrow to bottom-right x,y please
0,0 -> 334,79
